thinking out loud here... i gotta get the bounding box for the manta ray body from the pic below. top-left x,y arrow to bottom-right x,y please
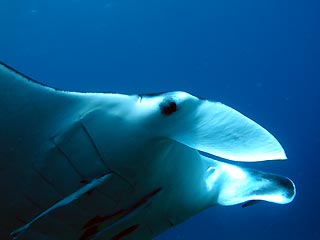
0,62 -> 295,240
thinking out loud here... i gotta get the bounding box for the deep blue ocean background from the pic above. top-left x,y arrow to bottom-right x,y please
1,0 -> 319,239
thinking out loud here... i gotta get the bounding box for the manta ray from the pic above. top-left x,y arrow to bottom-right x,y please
0,61 -> 295,240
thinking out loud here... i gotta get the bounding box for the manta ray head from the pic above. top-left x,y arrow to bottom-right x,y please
134,91 -> 295,207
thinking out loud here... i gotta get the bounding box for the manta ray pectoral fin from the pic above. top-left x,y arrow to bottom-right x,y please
204,157 -> 295,206
166,94 -> 286,162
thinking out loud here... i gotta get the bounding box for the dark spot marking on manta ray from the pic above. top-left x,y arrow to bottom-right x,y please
82,210 -> 125,229
160,100 -> 177,115
82,188 -> 162,230
111,224 -> 140,240
130,188 -> 161,209
79,225 -> 99,240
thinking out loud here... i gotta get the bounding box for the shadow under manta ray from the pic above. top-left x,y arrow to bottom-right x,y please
0,61 -> 295,240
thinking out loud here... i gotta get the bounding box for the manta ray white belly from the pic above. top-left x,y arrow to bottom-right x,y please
0,62 -> 295,240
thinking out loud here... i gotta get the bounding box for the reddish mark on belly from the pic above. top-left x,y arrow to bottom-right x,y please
111,224 -> 139,240
80,188 -> 161,240
79,225 -> 99,240
83,188 -> 161,230
82,210 -> 125,229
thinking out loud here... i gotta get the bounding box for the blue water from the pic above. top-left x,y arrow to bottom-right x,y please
1,0 -> 319,239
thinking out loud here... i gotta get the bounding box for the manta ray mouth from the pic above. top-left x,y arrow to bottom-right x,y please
203,154 -> 296,206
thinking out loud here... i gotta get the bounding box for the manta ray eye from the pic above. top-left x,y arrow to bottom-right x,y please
160,100 -> 177,115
